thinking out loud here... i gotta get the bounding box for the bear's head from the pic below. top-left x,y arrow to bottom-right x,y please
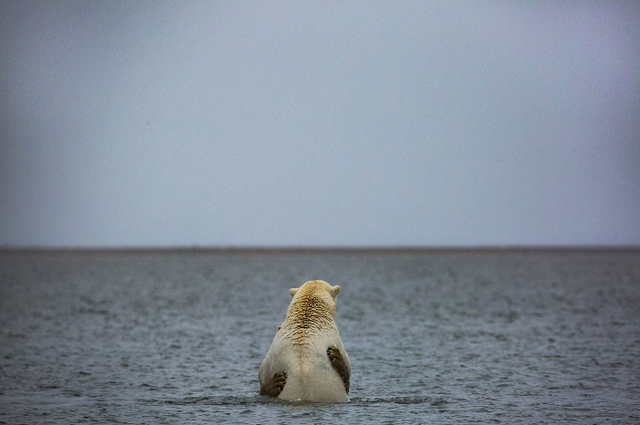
288,280 -> 341,318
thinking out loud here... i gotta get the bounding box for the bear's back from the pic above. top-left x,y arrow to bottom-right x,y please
259,327 -> 349,402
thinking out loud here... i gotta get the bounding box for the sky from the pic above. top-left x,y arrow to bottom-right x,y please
1,1 -> 639,248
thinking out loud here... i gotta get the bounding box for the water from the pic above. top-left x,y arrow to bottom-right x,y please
1,249 -> 639,424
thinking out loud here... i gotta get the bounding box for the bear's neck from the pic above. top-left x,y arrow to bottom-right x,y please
281,294 -> 335,344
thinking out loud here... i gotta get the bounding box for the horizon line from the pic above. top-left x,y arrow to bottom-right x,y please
1,245 -> 639,255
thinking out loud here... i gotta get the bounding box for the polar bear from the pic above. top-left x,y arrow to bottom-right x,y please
258,280 -> 350,403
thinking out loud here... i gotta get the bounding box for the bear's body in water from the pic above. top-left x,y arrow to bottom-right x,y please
258,280 -> 350,403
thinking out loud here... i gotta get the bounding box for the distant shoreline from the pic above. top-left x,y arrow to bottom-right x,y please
1,246 -> 638,255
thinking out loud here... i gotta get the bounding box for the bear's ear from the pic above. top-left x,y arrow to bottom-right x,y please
289,287 -> 299,297
331,285 -> 341,297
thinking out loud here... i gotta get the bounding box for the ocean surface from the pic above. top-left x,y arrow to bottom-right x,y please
1,249 -> 639,424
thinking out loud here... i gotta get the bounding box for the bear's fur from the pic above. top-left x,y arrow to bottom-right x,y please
258,280 -> 350,403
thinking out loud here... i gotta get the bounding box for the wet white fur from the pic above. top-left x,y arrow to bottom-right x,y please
259,280 -> 350,403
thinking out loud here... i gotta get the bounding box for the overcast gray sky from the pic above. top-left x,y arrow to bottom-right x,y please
1,1 -> 639,247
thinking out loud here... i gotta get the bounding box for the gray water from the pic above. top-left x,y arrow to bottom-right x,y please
1,250 -> 639,424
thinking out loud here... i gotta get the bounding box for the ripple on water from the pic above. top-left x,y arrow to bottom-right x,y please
154,394 -> 446,408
